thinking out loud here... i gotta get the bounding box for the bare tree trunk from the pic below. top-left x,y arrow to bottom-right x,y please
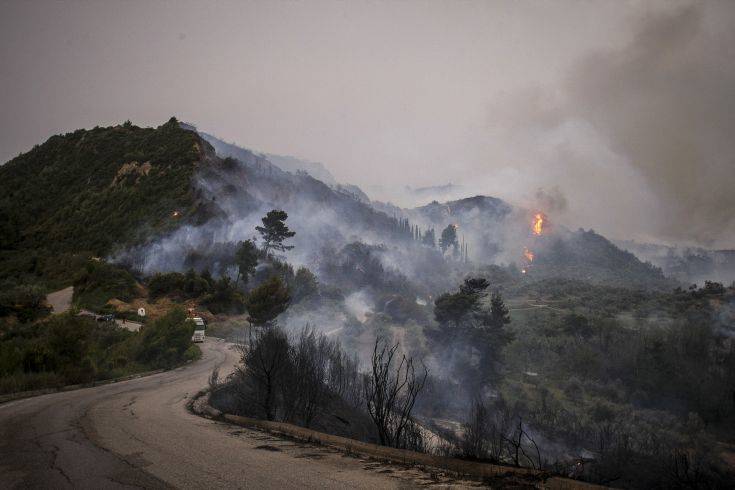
364,337 -> 428,450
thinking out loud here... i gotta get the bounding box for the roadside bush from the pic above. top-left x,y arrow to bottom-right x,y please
0,282 -> 49,322
0,313 -> 134,393
282,326 -> 359,427
135,307 -> 198,368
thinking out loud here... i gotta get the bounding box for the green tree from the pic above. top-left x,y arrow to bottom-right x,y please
460,277 -> 490,296
559,313 -> 592,339
475,291 -> 512,384
256,210 -> 296,254
200,276 -> 245,315
488,291 -> 511,329
234,239 -> 259,286
183,269 -> 210,297
293,267 -> 318,302
439,224 -> 458,254
434,277 -> 490,329
245,276 -> 291,327
148,272 -> 186,299
434,292 -> 477,329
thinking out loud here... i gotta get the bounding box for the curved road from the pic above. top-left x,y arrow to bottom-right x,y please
0,340 -> 471,489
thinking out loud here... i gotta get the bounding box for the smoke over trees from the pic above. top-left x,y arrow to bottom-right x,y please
439,224 -> 458,255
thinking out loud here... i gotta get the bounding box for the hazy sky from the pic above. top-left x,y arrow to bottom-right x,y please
2,1 -> 733,247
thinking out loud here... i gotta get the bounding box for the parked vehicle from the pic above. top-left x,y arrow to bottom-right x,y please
189,317 -> 206,342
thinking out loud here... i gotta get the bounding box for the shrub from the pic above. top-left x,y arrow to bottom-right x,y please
148,272 -> 186,299
135,308 -> 197,368
200,276 -> 245,314
0,283 -> 49,322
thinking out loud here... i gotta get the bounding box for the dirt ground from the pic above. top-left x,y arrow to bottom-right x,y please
46,286 -> 73,314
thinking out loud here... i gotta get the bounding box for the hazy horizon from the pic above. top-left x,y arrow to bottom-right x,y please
2,0 -> 734,248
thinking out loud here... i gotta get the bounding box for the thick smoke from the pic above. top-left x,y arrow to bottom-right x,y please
451,3 -> 735,249
545,5 -> 731,247
344,290 -> 374,322
566,4 -> 735,247
533,187 -> 567,215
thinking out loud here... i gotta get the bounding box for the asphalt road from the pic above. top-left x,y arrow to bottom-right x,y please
0,340 -> 471,489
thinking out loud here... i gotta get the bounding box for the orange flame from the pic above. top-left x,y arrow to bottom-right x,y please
532,213 -> 544,235
523,247 -> 534,262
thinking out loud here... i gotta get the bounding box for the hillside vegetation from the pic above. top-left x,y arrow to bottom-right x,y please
0,118 -> 213,286
0,308 -> 198,395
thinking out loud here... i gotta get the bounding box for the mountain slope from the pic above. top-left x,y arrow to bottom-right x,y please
0,119 -> 675,290
263,153 -> 337,185
413,195 -> 512,224
0,118 -> 217,281
128,129 -> 417,273
408,196 -> 669,288
530,229 -> 670,288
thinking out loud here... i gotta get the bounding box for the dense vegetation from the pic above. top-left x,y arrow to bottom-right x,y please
417,276 -> 735,487
0,118 -> 212,288
0,309 -> 198,395
73,260 -> 139,312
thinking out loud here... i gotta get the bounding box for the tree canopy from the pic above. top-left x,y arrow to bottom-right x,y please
245,276 -> 291,326
256,210 -> 296,254
234,240 -> 259,285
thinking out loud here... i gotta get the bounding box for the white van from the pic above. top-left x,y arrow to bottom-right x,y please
190,317 -> 206,342
192,329 -> 205,343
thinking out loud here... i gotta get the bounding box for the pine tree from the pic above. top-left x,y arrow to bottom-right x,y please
476,291 -> 513,384
488,291 -> 511,329
234,239 -> 259,286
244,276 -> 291,327
256,210 -> 296,254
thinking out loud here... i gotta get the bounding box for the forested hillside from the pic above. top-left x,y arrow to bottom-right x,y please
0,118 -> 215,283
